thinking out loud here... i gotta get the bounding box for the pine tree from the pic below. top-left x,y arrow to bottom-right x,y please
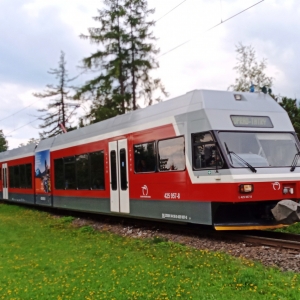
0,130 -> 8,152
76,0 -> 130,122
34,51 -> 78,138
125,0 -> 167,109
229,43 -> 273,92
76,0 -> 167,123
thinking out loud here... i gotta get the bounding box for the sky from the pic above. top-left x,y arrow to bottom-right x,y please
0,0 -> 299,149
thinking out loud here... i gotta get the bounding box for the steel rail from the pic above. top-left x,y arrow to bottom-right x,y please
217,231 -> 300,251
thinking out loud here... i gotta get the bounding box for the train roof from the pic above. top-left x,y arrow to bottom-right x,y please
0,89 -> 293,161
0,143 -> 36,162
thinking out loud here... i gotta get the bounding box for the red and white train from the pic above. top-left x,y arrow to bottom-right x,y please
1,89 -> 299,230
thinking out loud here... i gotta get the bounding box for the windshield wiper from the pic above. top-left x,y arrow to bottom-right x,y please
224,142 -> 233,164
224,142 -> 257,173
290,143 -> 300,172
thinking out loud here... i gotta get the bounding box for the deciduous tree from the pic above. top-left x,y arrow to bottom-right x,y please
229,43 -> 273,92
0,130 -> 8,152
18,137 -> 40,148
279,97 -> 300,137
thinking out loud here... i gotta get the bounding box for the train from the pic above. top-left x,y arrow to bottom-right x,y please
1,89 -> 300,230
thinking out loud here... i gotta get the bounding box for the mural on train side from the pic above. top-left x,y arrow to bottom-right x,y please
35,150 -> 51,195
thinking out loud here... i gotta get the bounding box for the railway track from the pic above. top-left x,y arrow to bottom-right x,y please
217,230 -> 300,251
3,202 -> 300,251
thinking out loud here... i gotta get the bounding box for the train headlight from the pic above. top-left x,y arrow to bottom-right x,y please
239,184 -> 253,193
283,187 -> 289,194
234,94 -> 242,101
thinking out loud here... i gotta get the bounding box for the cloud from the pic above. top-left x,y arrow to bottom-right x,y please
0,1 -> 93,87
223,0 -> 300,97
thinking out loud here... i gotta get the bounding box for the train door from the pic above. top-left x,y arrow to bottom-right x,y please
108,139 -> 130,213
2,163 -> 8,199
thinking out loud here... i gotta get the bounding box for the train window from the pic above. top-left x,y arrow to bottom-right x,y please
134,142 -> 156,173
14,166 -> 20,188
9,166 -> 14,188
64,156 -> 76,190
26,164 -> 32,189
158,137 -> 185,171
192,132 -> 223,170
19,164 -> 26,188
54,158 -> 64,189
90,151 -> 105,190
7,164 -> 32,189
76,154 -> 90,190
110,151 -> 117,191
54,151 -> 105,191
120,149 -> 127,190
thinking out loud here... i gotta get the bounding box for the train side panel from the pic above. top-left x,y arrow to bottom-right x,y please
5,156 -> 35,205
50,139 -> 110,213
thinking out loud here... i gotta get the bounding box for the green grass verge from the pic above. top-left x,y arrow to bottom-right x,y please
0,203 -> 299,299
275,222 -> 300,234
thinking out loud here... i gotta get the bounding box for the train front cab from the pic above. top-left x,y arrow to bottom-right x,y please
198,129 -> 300,230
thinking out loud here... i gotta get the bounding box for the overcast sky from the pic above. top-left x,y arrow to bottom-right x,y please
0,0 -> 298,149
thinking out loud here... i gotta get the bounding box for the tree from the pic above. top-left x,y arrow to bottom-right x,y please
76,0 -> 167,123
279,97 -> 300,137
124,0 -> 167,109
0,130 -> 8,152
34,51 -> 79,138
18,137 -> 40,148
229,43 -> 273,92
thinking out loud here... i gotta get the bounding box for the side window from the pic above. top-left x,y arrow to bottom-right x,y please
9,166 -> 14,188
90,151 -> 105,190
120,149 -> 127,190
19,164 -> 26,188
158,137 -> 185,172
8,164 -> 32,189
76,154 -> 90,189
64,156 -> 76,190
192,132 -> 223,170
134,142 -> 156,173
54,151 -> 105,190
110,151 -> 117,191
26,164 -> 32,189
54,158 -> 64,189
14,166 -> 20,188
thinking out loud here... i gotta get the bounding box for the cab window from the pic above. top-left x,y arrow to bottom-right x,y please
192,132 -> 223,170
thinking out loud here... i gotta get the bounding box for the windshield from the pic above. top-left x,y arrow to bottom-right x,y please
218,132 -> 300,168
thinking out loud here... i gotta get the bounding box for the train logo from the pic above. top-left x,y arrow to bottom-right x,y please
272,182 -> 280,191
142,185 -> 148,196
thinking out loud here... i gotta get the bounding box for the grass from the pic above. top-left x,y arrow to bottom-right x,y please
0,203 -> 300,299
275,222 -> 300,234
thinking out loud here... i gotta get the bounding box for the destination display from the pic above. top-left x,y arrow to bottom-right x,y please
230,115 -> 273,128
